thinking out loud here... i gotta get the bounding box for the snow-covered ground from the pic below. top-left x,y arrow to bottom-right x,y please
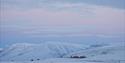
0,42 -> 125,63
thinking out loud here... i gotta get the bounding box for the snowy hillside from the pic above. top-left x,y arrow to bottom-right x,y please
64,44 -> 125,60
0,42 -> 89,61
0,42 -> 125,63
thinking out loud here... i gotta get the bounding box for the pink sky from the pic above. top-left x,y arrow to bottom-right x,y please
1,3 -> 125,37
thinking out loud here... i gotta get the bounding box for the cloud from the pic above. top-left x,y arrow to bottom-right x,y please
1,1 -> 125,37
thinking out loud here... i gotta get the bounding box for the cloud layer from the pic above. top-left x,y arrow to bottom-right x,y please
1,0 -> 125,37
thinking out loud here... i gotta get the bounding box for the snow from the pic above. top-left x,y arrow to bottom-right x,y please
0,42 -> 125,63
0,42 -> 89,61
0,59 -> 125,63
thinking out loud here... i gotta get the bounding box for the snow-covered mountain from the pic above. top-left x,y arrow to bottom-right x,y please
0,42 -> 89,61
0,42 -> 124,63
64,44 -> 125,60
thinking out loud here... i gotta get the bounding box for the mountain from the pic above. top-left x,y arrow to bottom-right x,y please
0,42 -> 89,61
64,44 -> 125,60
0,42 -> 124,63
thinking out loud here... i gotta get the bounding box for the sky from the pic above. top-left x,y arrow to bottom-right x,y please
0,0 -> 125,48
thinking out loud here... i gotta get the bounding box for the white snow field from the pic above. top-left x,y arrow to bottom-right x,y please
0,42 -> 125,63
